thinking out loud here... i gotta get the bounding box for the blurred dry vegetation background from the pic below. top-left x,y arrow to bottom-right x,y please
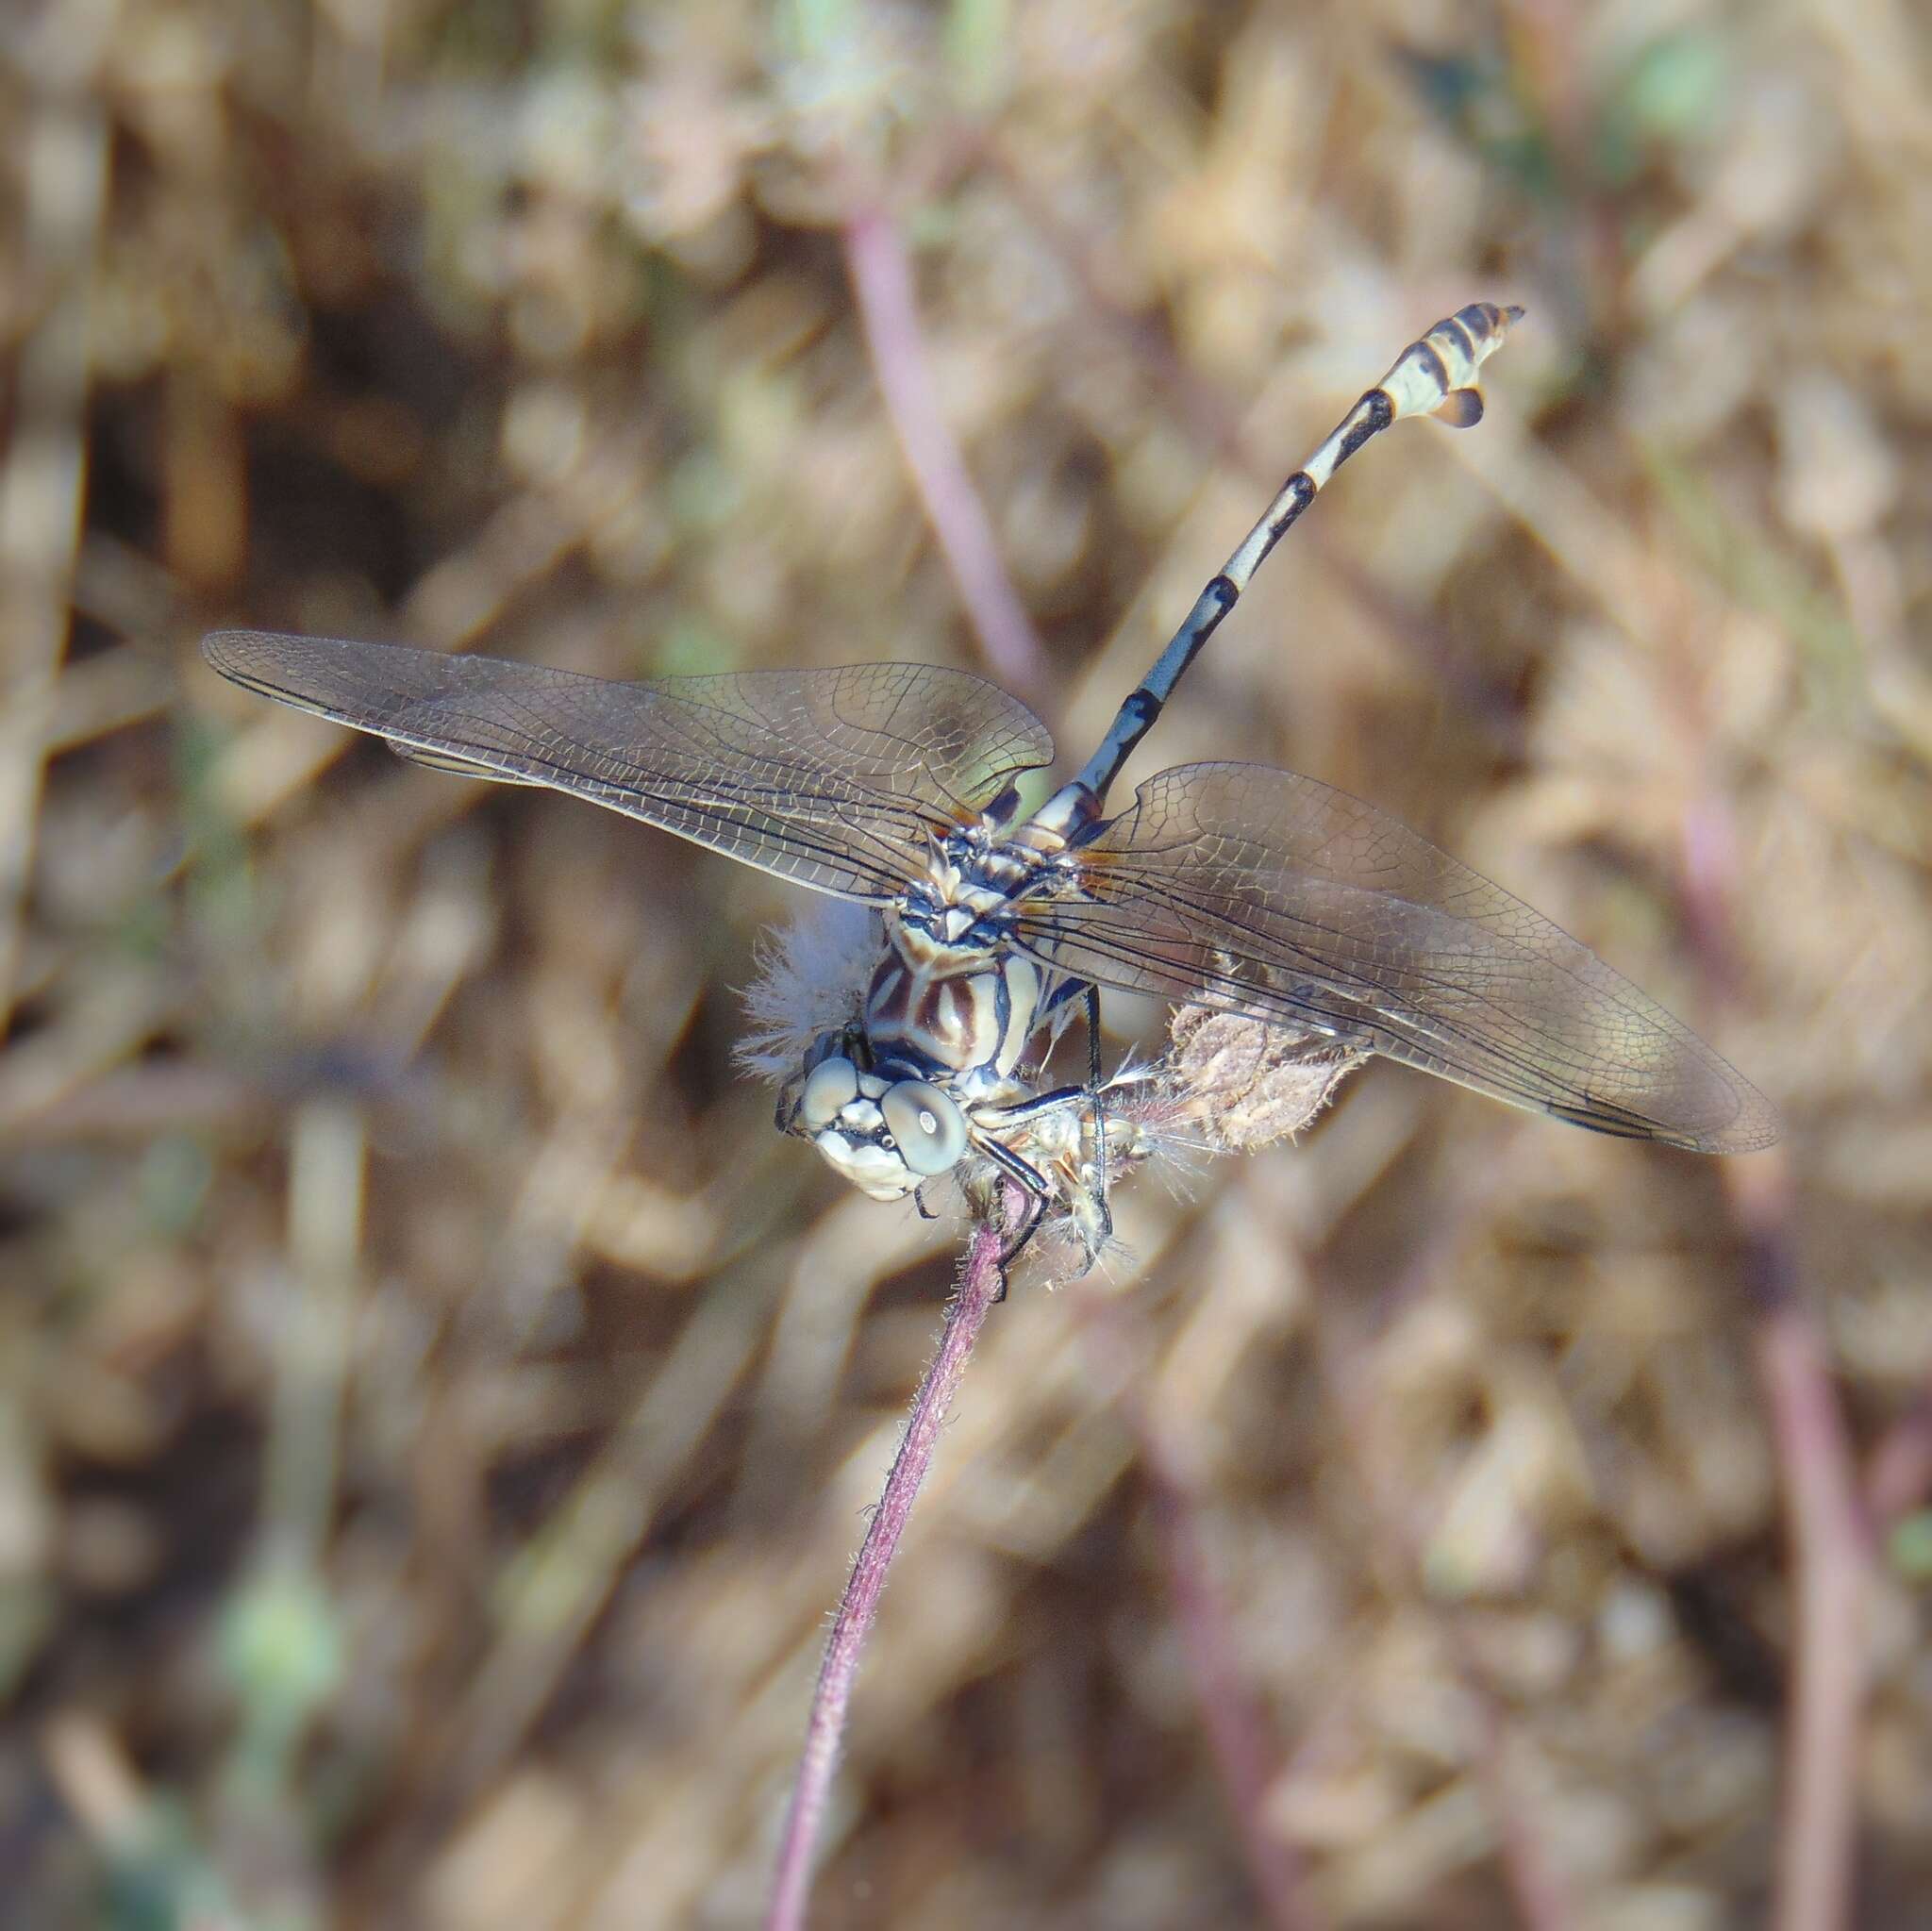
3,0 -> 1930,1925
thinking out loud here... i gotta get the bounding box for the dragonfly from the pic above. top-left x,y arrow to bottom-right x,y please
203,302 -> 1776,1276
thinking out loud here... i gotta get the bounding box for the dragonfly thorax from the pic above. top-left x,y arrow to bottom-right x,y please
779,850 -> 1058,1202
867,908 -> 1043,1090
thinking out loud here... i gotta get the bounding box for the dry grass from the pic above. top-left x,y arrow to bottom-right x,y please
5,1 -> 1931,1925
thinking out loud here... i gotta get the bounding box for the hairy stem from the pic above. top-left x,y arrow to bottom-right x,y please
767,1212 -> 1008,1931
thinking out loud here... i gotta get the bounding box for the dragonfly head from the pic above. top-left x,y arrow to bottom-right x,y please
781,1047 -> 971,1202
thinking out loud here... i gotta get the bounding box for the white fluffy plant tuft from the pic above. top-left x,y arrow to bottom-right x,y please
734,898 -> 883,1081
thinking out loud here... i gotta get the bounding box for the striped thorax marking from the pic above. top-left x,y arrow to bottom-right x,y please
863,827 -> 1053,1097
862,940 -> 1044,1098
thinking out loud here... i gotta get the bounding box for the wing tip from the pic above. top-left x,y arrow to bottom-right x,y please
1645,1092 -> 1783,1157
200,627 -> 293,703
200,627 -> 248,674
1693,1090 -> 1782,1157
1545,1070 -> 1780,1157
1680,1050 -> 1781,1156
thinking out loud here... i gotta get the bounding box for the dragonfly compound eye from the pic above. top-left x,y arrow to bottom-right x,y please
880,1081 -> 969,1176
799,1056 -> 861,1128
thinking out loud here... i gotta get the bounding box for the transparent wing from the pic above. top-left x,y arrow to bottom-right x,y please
202,631 -> 1055,904
1015,761 -> 1777,1153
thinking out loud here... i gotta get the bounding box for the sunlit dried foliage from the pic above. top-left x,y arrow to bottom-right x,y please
4,0 -> 1931,1925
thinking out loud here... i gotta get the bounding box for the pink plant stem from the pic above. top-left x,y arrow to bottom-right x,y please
841,201 -> 1052,703
766,1214 -> 1008,1931
1864,1384 -> 1932,1528
1682,776 -> 1867,1931
1735,1162 -> 1869,1931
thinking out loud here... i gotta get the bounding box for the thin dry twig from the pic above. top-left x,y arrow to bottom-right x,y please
841,200 -> 1052,702
766,1208 -> 1010,1931
0,60 -> 108,1034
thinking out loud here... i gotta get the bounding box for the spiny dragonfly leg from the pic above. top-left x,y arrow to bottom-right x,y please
1048,984 -> 1113,1273
1022,974 -> 1109,1140
986,1084 -> 1090,1128
977,1136 -> 1055,1301
1081,984 -> 1109,1251
1082,983 -> 1103,1088
986,983 -> 1115,1278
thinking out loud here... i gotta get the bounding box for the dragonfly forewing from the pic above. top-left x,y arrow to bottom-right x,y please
202,631 -> 1056,904
1015,760 -> 1777,1155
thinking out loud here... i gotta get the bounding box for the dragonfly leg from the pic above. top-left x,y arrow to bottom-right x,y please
976,1135 -> 1055,1300
977,985 -> 1116,1279
1080,983 -> 1109,1245
1012,977 -> 1110,1147
1033,982 -> 1111,1276
912,1183 -> 941,1222
1077,1142 -> 1113,1265
1056,1121 -> 1113,1282
984,1083 -> 1090,1128
1031,973 -> 1096,1070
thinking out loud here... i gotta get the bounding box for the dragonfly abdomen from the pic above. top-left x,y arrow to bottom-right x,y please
1073,301 -> 1524,803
